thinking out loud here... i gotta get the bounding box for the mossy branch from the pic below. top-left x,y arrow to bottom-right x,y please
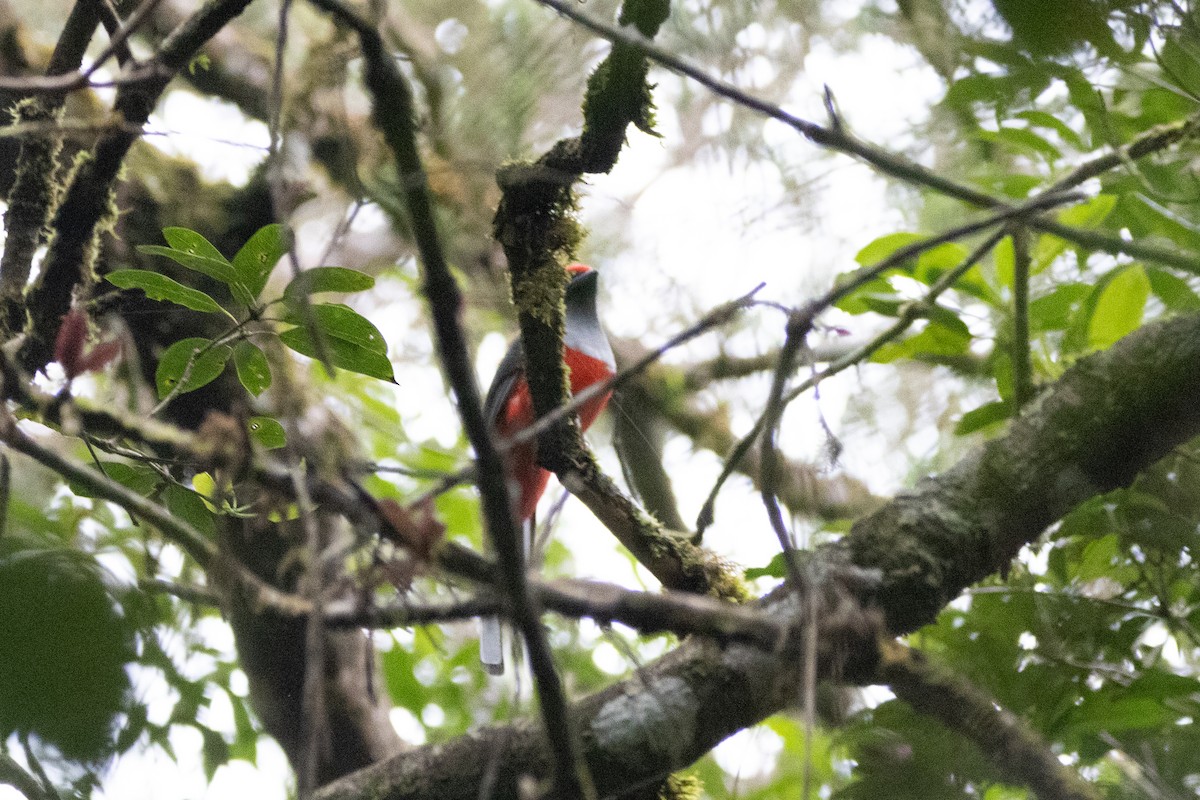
19,0 -> 258,372
0,0 -> 101,335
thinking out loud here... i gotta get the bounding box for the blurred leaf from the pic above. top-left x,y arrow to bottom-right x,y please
233,340 -> 272,396
69,461 -> 161,498
1087,264 -> 1149,349
1059,194 -> 1118,228
855,232 -> 924,268
955,399 -> 1014,435
745,552 -> 787,580
200,725 -> 231,780
248,416 -> 287,449
1015,110 -> 1085,149
283,267 -> 375,302
1158,30 -> 1200,97
163,483 -> 216,537
1033,195 -> 1118,273
873,317 -> 971,363
976,125 -> 1061,160
995,235 -> 1016,288
155,337 -> 233,399
0,536 -> 135,761
106,270 -> 225,315
1066,696 -> 1172,735
1146,267 -> 1200,312
1029,283 -> 1090,332
232,223 -> 288,300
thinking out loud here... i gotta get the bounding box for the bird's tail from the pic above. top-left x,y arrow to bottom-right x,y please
479,615 -> 504,674
479,517 -> 534,675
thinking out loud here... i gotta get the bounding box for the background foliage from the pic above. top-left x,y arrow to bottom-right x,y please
2,0 -> 1200,799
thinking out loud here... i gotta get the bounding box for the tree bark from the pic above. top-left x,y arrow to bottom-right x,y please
315,311 -> 1200,799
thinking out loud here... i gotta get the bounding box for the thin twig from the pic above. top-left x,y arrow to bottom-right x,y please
95,0 -> 136,67
324,577 -> 790,649
503,283 -> 764,451
303,2 -> 594,796
1046,112 -> 1200,195
1010,226 -> 1034,410
696,221 -> 1028,533
534,0 -> 1200,273
0,410 -> 311,616
758,311 -> 810,586
138,577 -> 222,606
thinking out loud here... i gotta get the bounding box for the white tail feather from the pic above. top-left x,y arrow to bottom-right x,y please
479,615 -> 504,674
479,518 -> 535,676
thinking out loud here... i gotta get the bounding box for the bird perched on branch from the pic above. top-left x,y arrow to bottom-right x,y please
480,263 -> 616,674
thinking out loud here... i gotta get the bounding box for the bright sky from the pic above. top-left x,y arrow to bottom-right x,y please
1,2 -> 949,796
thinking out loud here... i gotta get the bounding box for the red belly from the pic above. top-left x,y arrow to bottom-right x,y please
494,349 -> 613,522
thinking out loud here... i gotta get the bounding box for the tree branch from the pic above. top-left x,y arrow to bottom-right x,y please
303,1 -> 592,795
19,0 -> 258,371
534,0 -> 1200,274
879,642 -> 1101,800
314,307 -> 1200,800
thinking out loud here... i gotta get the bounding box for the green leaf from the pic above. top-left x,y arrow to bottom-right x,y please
1160,32 -> 1200,98
872,317 -> 971,363
854,232 -> 924,268
163,484 -> 216,537
162,226 -> 225,262
1067,696 -> 1172,735
279,326 -> 396,382
283,267 -> 375,302
1032,195 -> 1118,273
1074,533 -> 1119,582
248,416 -> 287,449
976,126 -> 1061,160
155,337 -> 233,399
1087,265 -> 1149,350
994,235 -> 1016,288
1146,267 -> 1200,312
1059,193 -> 1118,229
232,223 -> 288,300
138,246 -> 252,304
106,270 -> 226,315
1015,110 -> 1084,149
68,461 -> 161,498
955,399 -> 1013,435
200,724 -> 231,780
1029,283 -> 1090,332
834,279 -> 896,315
745,553 -> 788,580
284,303 -> 388,354
914,242 -> 970,277
0,536 -> 135,760
140,228 -> 256,306
233,340 -> 271,396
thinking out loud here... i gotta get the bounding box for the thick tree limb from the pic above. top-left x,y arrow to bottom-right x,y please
314,311 -> 1200,800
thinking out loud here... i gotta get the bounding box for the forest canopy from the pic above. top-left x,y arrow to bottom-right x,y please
1,1 -> 1200,799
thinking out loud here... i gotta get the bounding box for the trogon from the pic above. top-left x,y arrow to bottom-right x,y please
479,263 -> 616,674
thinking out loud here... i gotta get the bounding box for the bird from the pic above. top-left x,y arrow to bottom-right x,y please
479,263 -> 616,674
